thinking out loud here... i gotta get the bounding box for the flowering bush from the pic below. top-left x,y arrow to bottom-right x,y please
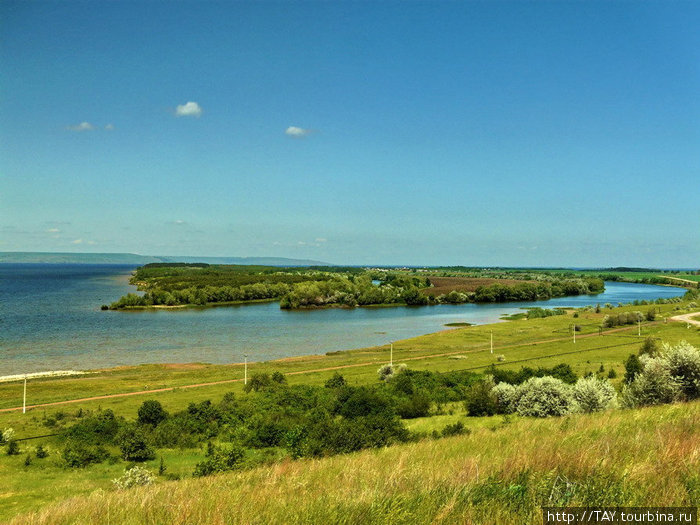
112,465 -> 155,489
514,376 -> 576,417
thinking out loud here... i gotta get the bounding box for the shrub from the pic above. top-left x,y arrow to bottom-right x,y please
465,378 -> 498,416
137,400 -> 168,426
492,382 -> 517,414
1,427 -> 15,444
193,444 -> 245,477
244,373 -> 273,393
396,390 -> 431,419
113,465 -> 155,489
62,441 -> 109,467
607,369 -> 617,379
6,440 -> 20,456
622,358 -> 681,408
35,444 -> 49,459
660,341 -> 700,400
513,377 -> 575,417
324,372 -> 347,389
116,427 -> 156,462
62,409 -> 122,444
271,371 -> 288,385
572,376 -> 617,413
624,354 -> 643,383
639,337 -> 660,356
377,364 -> 395,382
441,421 -> 469,437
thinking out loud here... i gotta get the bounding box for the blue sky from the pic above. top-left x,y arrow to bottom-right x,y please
1,1 -> 698,266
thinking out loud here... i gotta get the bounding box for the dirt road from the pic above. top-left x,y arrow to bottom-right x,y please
669,312 -> 700,327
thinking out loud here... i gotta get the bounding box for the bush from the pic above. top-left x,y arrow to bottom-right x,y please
639,337 -> 660,356
622,358 -> 681,408
660,341 -> 700,400
62,441 -> 109,467
572,376 -> 617,413
377,364 -> 394,382
6,440 -> 20,456
244,373 -> 273,393
35,444 -> 49,458
396,390 -> 431,419
137,400 -> 168,426
492,382 -> 517,414
465,378 -> 498,417
271,371 -> 288,385
513,377 -> 575,417
624,354 -> 643,383
1,427 -> 15,444
112,465 -> 155,489
117,427 -> 156,462
441,421 -> 469,437
193,444 -> 245,477
324,372 -> 347,389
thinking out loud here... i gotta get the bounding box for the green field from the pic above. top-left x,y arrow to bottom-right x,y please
6,401 -> 699,525
1,298 -> 699,523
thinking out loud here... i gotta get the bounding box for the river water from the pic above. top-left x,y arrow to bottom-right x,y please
0,264 -> 687,375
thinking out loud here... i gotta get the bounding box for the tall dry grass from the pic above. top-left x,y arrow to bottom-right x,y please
11,401 -> 699,525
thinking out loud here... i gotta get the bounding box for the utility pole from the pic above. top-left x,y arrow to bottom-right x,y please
573,324 -> 576,344
390,342 -> 393,366
244,354 -> 248,385
490,331 -> 493,354
638,320 -> 641,337
23,375 -> 27,414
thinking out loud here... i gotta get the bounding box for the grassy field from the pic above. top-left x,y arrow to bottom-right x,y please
421,276 -> 536,295
1,299 -> 699,523
7,401 -> 699,525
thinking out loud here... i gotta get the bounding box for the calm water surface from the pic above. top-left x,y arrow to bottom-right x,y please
0,264 -> 687,375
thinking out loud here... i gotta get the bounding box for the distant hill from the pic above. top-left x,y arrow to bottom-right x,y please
0,252 -> 331,267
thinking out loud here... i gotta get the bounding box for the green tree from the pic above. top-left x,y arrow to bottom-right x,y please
137,400 -> 168,426
624,354 -> 643,383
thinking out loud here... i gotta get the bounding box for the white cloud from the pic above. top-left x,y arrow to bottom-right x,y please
105,124 -> 114,130
67,122 -> 94,132
71,238 -> 83,244
47,228 -> 60,233
285,126 -> 312,137
315,238 -> 327,243
175,101 -> 203,118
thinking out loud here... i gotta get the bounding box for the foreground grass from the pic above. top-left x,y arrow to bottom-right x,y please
9,401 -> 699,525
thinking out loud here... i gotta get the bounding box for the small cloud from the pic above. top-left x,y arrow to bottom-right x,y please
175,101 -> 203,118
315,238 -> 327,243
285,126 -> 312,137
67,122 -> 94,132
297,241 -> 307,245
105,124 -> 114,130
71,238 -> 83,244
47,228 -> 60,233
87,240 -> 96,245
174,219 -> 186,225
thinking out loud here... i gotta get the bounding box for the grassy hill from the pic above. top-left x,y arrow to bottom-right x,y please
7,401 -> 699,525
